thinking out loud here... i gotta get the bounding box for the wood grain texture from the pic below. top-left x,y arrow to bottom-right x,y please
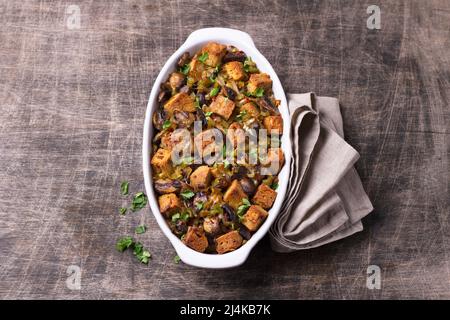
0,0 -> 449,299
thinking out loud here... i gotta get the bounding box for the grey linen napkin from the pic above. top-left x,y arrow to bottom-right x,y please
269,93 -> 373,252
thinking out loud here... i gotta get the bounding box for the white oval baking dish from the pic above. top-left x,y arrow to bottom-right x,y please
143,28 -> 291,268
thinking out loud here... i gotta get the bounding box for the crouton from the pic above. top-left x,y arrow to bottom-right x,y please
252,184 -> 277,209
241,205 -> 268,232
241,102 -> 259,118
227,122 -> 245,148
164,92 -> 196,114
193,128 -> 222,159
151,148 -> 172,172
158,193 -> 181,216
168,72 -> 185,91
209,95 -> 235,120
260,148 -> 285,175
190,165 -> 212,190
216,230 -> 243,254
203,216 -> 220,234
183,226 -> 208,253
223,180 -> 247,210
263,115 -> 283,134
223,61 -> 246,81
247,73 -> 272,94
199,42 -> 226,67
188,58 -> 205,81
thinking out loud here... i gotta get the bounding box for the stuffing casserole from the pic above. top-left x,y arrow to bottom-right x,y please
151,42 -> 284,254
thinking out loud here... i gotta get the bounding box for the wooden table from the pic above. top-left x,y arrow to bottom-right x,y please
0,0 -> 448,299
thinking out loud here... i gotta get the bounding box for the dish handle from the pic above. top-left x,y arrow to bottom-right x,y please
183,27 -> 256,48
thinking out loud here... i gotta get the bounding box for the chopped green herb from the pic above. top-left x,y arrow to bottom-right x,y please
180,64 -> 190,75
180,189 -> 195,200
237,198 -> 251,217
133,242 -> 151,264
271,182 -> 279,190
210,86 -> 220,97
171,213 -> 180,222
130,192 -> 148,212
198,52 -> 209,63
162,120 -> 171,130
172,211 -> 190,222
223,159 -> 231,168
195,201 -> 204,211
120,181 -> 129,196
116,236 -> 134,252
119,207 -> 127,215
204,111 -> 213,118
135,225 -> 147,234
236,110 -> 247,121
243,57 -> 258,73
253,88 -> 264,97
174,255 -> 181,264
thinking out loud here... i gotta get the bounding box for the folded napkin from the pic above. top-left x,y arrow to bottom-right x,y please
269,93 -> 373,252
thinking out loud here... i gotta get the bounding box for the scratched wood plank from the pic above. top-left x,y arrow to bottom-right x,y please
0,0 -> 448,299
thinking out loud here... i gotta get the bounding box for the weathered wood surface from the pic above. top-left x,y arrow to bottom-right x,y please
0,0 -> 448,299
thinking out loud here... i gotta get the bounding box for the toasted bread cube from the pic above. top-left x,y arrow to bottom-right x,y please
158,193 -> 181,216
210,95 -> 235,120
199,42 -> 226,67
183,227 -> 208,253
241,102 -> 259,118
151,148 -> 172,172
227,122 -> 245,148
252,184 -> 277,209
190,165 -> 212,190
188,58 -> 205,81
223,61 -> 246,81
164,92 -> 196,114
168,72 -> 185,91
215,230 -> 243,254
241,205 -> 268,232
193,128 -> 222,159
260,148 -> 285,175
263,115 -> 283,134
247,73 -> 272,94
223,180 -> 247,210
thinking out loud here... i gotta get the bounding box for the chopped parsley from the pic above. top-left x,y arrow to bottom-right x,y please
180,64 -> 190,75
119,207 -> 127,215
172,211 -> 190,222
209,86 -> 220,97
195,201 -> 204,211
271,182 -> 279,190
116,236 -> 134,252
180,189 -> 195,200
236,110 -> 247,121
198,52 -> 209,63
237,198 -> 251,217
174,255 -> 181,264
204,111 -> 213,118
162,120 -> 172,130
135,224 -> 147,234
120,181 -> 129,196
130,192 -> 148,212
253,88 -> 264,97
133,242 -> 151,264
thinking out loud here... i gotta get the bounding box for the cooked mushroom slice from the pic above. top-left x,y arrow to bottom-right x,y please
222,204 -> 237,223
224,86 -> 236,100
238,225 -> 252,240
222,51 -> 247,63
203,216 -> 220,234
193,192 -> 208,212
239,177 -> 256,196
158,90 -> 170,105
252,96 -> 280,115
173,110 -> 195,127
177,52 -> 191,68
179,85 -> 190,94
154,179 -> 182,194
169,72 -> 186,92
152,108 -> 166,131
174,220 -> 188,235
